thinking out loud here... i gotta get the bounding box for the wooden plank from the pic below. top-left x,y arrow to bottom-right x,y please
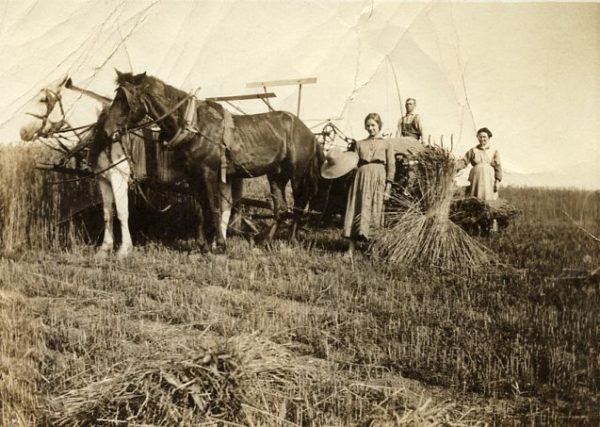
246,77 -> 317,88
237,197 -> 272,210
260,97 -> 275,112
260,86 -> 274,111
206,92 -> 276,102
241,217 -> 260,234
297,83 -> 303,116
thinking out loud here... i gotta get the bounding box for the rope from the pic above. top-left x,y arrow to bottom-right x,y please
315,121 -> 356,148
133,180 -> 174,213
125,93 -> 193,133
46,157 -> 128,185
50,122 -> 96,135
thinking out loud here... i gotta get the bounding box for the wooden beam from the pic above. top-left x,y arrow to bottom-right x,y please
224,100 -> 247,115
237,197 -> 272,210
260,97 -> 275,112
36,163 -> 93,177
206,92 -> 276,102
246,77 -> 317,88
297,84 -> 303,116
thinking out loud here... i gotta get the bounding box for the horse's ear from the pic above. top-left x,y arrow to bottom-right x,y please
134,72 -> 148,86
115,68 -> 126,85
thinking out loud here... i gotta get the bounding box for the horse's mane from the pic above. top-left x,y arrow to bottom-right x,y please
115,71 -> 187,103
115,71 -> 190,140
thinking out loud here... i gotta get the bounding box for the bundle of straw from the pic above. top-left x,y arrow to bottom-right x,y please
450,196 -> 519,232
49,335 -> 320,426
50,348 -> 242,426
372,146 -> 491,271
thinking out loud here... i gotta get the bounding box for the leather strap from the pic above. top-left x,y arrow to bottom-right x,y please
164,97 -> 199,149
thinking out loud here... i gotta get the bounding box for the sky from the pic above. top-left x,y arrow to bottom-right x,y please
0,0 -> 598,188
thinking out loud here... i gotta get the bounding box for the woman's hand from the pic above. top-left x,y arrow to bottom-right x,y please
384,181 -> 392,201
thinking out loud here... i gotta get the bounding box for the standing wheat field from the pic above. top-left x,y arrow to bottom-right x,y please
0,144 -> 598,426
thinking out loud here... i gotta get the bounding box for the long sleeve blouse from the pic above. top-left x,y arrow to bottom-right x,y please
456,145 -> 502,182
355,137 -> 396,182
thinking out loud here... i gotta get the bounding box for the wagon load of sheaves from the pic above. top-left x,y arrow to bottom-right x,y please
388,138 -> 519,234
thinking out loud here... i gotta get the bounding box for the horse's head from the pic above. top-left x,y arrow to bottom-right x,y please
105,69 -> 188,142
115,69 -> 148,87
20,85 -> 66,141
103,79 -> 148,141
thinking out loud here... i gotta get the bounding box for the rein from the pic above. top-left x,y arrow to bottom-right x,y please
116,89 -> 223,149
46,157 -> 128,185
123,91 -> 194,134
48,134 -> 173,213
317,122 -> 356,147
116,87 -> 258,181
51,122 -> 96,134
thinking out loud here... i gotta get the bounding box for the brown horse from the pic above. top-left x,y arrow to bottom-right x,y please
102,70 -> 321,250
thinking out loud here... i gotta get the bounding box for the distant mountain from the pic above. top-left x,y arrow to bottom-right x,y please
503,161 -> 599,190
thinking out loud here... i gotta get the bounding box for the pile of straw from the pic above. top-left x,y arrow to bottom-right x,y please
451,196 -> 519,232
229,334 -> 321,425
48,335 -> 319,426
373,146 -> 491,271
50,347 -> 242,426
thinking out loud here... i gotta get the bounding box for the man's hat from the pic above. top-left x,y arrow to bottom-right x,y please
320,149 -> 359,179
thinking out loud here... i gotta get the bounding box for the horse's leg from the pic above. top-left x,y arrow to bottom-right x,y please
188,195 -> 209,253
290,175 -> 309,242
219,180 -> 232,241
111,168 -> 133,259
261,174 -> 288,243
97,176 -> 114,258
201,168 -> 226,251
290,159 -> 318,241
190,175 -> 217,251
228,177 -> 244,233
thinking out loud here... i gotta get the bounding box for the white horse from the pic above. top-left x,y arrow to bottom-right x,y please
91,127 -> 133,259
21,79 -> 240,258
21,80 -> 134,259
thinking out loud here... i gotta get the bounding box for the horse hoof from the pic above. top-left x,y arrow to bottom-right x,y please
95,249 -> 111,260
254,232 -> 272,246
212,243 -> 227,255
116,246 -> 133,260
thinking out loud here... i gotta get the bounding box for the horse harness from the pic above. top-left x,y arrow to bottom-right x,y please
121,88 -> 235,184
161,96 -> 233,184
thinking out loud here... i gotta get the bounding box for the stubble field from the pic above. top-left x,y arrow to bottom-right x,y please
0,144 -> 598,426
